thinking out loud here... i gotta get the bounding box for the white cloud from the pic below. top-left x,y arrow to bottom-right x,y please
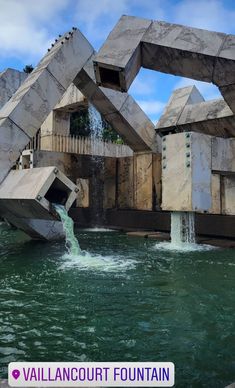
0,0 -> 70,63
73,0 -> 128,45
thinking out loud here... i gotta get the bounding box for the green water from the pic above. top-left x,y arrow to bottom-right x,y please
0,222 -> 234,387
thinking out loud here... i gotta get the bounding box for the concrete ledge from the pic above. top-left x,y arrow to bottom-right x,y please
71,208 -> 235,239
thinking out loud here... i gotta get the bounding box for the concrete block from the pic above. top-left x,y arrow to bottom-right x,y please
0,166 -> 78,220
176,99 -> 235,137
76,178 -> 89,207
210,174 -> 221,214
36,29 -> 94,89
0,69 -> 66,137
4,214 -> 64,240
0,117 -> 30,183
162,132 -> 212,212
222,176 -> 235,215
142,21 -> 225,82
156,85 -> 204,130
213,34 -> 235,87
118,157 -> 134,208
152,153 -> 162,208
94,15 -> 151,91
0,68 -> 27,109
134,152 -> 153,210
94,16 -> 228,91
212,137 -> 235,172
103,158 -> 116,209
219,83 -> 235,114
54,83 -> 86,111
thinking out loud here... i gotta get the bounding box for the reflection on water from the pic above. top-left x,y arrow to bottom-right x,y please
0,223 -> 234,387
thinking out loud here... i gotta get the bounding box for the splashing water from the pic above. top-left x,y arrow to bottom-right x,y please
155,211 -> 214,252
171,211 -> 196,245
54,204 -> 136,272
54,204 -> 81,256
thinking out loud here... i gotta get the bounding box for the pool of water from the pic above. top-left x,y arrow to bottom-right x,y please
0,222 -> 234,387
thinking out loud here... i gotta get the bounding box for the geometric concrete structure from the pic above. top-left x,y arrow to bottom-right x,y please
161,132 -> 235,215
0,68 -> 27,109
0,28 -> 94,185
0,167 -> 78,239
74,58 -> 159,152
157,87 -> 235,137
94,15 -> 235,121
162,132 -> 212,212
0,28 -> 158,240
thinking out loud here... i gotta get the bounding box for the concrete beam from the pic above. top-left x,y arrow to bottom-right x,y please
0,68 -> 27,109
0,28 -> 94,184
74,58 -> 159,152
157,87 -> 235,138
94,16 -> 235,117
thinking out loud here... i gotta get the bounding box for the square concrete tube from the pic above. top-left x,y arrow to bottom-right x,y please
156,86 -> 235,138
0,28 -> 94,185
0,166 -> 78,218
94,15 -> 235,116
0,167 -> 78,240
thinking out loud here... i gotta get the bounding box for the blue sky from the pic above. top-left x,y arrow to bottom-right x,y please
0,0 -> 235,123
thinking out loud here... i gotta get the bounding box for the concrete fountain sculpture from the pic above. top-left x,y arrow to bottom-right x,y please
94,16 -> 235,243
0,27 -> 158,240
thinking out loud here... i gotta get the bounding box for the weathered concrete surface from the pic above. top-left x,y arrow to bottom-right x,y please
157,86 -> 235,138
134,152 -> 153,210
94,15 -> 235,117
212,137 -> 235,172
162,132 -> 212,212
223,176 -> 235,215
0,167 -> 78,239
74,58 -> 159,152
94,16 -> 152,91
41,84 -> 86,138
76,178 -> 89,207
157,86 -> 204,129
0,28 -> 94,185
0,68 -> 27,109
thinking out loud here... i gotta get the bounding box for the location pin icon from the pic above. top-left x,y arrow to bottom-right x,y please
12,369 -> 20,380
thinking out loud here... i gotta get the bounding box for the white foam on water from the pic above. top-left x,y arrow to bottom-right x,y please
80,228 -> 117,232
59,250 -> 137,272
155,241 -> 216,252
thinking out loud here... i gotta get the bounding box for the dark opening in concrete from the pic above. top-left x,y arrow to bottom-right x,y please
99,67 -> 121,89
45,178 -> 71,205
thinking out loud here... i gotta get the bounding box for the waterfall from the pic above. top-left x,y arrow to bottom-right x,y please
54,204 -> 81,256
88,103 -> 105,226
171,212 -> 196,246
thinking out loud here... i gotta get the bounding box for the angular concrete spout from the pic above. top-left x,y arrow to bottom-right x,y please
94,15 -> 235,119
0,167 -> 78,240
